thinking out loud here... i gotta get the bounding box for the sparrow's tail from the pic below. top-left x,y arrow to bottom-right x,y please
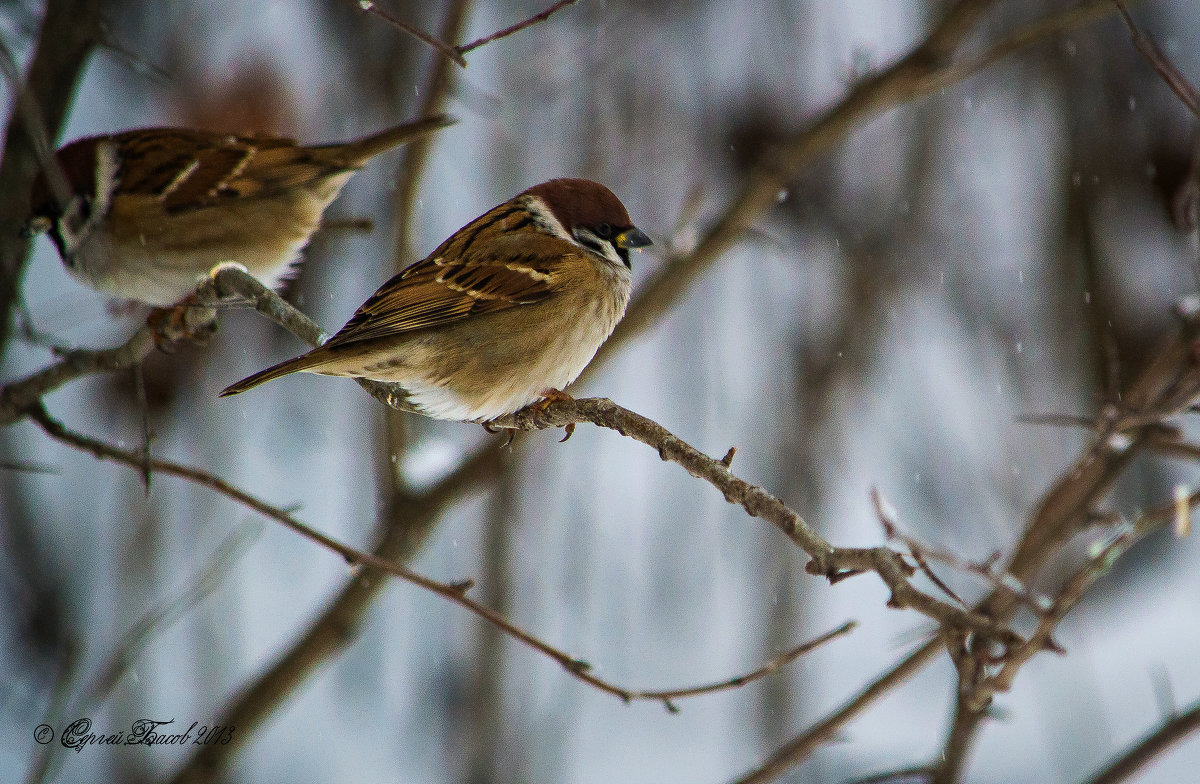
333,114 -> 456,164
219,352 -> 327,397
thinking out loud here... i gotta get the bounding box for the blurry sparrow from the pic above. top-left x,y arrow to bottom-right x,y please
220,178 -> 651,422
26,115 -> 454,307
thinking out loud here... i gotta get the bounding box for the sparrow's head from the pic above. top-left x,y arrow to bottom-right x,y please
522,178 -> 651,269
26,135 -> 119,263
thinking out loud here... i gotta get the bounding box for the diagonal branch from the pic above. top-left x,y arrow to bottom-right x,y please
354,0 -> 466,66
456,0 -> 577,56
732,639 -> 943,784
489,397 -> 1020,646
1114,0 -> 1200,118
1081,699 -> 1200,784
596,0 -> 1134,372
350,0 -> 578,69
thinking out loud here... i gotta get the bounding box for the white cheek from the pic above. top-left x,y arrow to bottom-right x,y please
91,140 -> 121,219
521,195 -> 574,242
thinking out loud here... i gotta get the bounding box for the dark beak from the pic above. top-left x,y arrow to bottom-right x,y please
22,216 -> 51,239
615,227 -> 652,249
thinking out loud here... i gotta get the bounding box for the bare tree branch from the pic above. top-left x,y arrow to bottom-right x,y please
163,448 -> 502,784
456,0 -> 578,56
352,0 -> 467,67
488,396 -> 1021,645
596,0 -> 1132,372
1081,699 -> 1200,784
732,640 -> 943,784
1115,0 -> 1200,118
930,308 -> 1200,783
871,488 -> 1052,615
0,327 -> 156,425
350,0 -> 578,69
630,621 -> 857,712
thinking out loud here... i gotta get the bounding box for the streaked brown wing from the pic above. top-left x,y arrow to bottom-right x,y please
322,230 -> 572,347
219,143 -> 349,197
110,128 -> 337,212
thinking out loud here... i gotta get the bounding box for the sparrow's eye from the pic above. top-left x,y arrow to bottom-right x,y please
594,223 -> 613,240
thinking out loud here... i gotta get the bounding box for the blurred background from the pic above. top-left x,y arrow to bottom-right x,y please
2,1 -> 1200,782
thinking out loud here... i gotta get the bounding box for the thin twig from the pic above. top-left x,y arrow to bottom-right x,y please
351,0 -> 578,69
1081,699 -> 1200,784
732,639 -> 943,784
165,445 -> 505,784
1114,0 -> 1200,118
628,621 -> 856,712
1016,412 -> 1097,429
353,0 -> 466,66
456,0 -> 577,55
871,488 -> 1052,614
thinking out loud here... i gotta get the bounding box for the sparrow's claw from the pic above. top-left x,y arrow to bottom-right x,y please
147,297 -> 218,350
536,388 -> 576,442
480,420 -> 519,448
536,388 -> 575,410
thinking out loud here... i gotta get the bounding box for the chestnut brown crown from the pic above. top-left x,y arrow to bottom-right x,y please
522,178 -> 651,268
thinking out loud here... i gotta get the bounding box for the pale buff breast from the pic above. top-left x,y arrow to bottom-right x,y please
71,171 -> 355,306
315,256 -> 633,421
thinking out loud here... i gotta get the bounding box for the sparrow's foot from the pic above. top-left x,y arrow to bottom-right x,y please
481,390 -> 576,444
147,296 -> 218,350
536,388 -> 576,442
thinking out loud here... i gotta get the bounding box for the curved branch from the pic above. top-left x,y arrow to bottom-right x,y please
489,396 -> 1020,646
631,622 -> 856,712
1082,700 -> 1200,784
0,327 -> 155,425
